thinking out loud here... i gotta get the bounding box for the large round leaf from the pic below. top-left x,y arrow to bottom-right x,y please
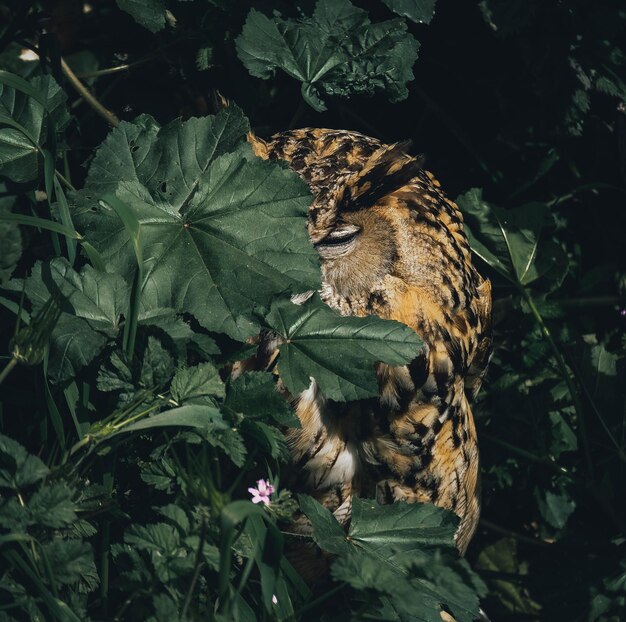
73,107 -> 320,340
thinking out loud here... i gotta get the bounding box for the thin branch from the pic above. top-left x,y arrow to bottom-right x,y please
181,520 -> 207,619
479,518 -> 552,548
480,432 -> 566,474
60,58 -> 119,127
0,357 -> 17,385
74,58 -> 151,79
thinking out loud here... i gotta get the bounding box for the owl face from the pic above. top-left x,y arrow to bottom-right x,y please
314,209 -> 398,309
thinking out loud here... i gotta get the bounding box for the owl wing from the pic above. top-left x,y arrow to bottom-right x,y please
463,278 -> 492,402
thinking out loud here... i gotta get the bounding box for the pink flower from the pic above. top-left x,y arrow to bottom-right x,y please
272,594 -> 278,605
248,479 -> 275,506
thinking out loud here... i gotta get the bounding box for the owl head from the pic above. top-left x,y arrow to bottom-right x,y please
250,129 -> 474,318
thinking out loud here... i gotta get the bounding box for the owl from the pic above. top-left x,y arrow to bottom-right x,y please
245,128 -> 492,558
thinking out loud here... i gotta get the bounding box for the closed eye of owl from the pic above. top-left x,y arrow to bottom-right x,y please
245,127 -> 493,563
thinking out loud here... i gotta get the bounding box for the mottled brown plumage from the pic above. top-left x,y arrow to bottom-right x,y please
248,128 -> 492,557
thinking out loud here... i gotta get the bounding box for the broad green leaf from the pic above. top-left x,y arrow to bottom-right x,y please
265,295 -> 425,401
24,258 -> 128,382
456,188 -> 569,288
171,362 -> 225,403
73,108 -> 320,340
533,487 -> 576,530
0,434 -> 49,490
298,494 -> 350,555
26,258 -> 127,328
302,496 -> 484,622
241,420 -> 288,460
112,403 -> 246,464
346,498 -> 484,622
0,74 -> 70,183
28,483 -> 77,528
96,337 -> 172,406
124,522 -> 198,583
236,0 -> 420,112
39,539 -> 98,590
97,350 -> 134,394
157,504 -> 190,533
45,314 -> 108,383
225,371 -> 300,427
114,403 -> 225,434
349,497 -> 459,550
125,522 -> 179,552
382,0 -> 437,24
75,107 -> 247,199
138,336 -> 175,388
0,497 -> 30,532
138,307 -> 210,361
116,0 -> 166,33
191,425 -> 247,468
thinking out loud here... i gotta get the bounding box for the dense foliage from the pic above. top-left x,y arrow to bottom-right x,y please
0,0 -> 625,620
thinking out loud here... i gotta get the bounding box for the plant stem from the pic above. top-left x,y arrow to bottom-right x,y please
75,61 -> 147,79
479,518 -> 552,548
0,357 -> 17,384
60,58 -> 119,127
181,520 -> 207,618
521,288 -> 594,480
54,170 -> 75,192
480,432 -> 566,474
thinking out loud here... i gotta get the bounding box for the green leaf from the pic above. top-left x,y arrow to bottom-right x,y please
382,0 -> 437,24
265,295 -> 425,401
0,192 -> 22,284
114,403 -> 225,434
0,434 -> 49,490
97,350 -> 134,394
241,420 -> 288,460
456,188 -> 569,288
303,497 -> 484,622
74,108 -> 320,340
548,412 -> 578,456
28,483 -> 77,528
138,336 -> 175,388
138,307 -> 207,361
225,371 -> 300,427
298,494 -> 350,555
24,258 -> 128,382
0,497 -> 31,533
0,74 -> 69,183
123,521 -> 200,583
98,337 -> 174,404
534,487 -> 576,530
171,362 -> 225,403
116,0 -> 166,33
236,0 -> 420,112
157,504 -> 190,533
40,539 -> 98,590
348,497 -> 459,550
